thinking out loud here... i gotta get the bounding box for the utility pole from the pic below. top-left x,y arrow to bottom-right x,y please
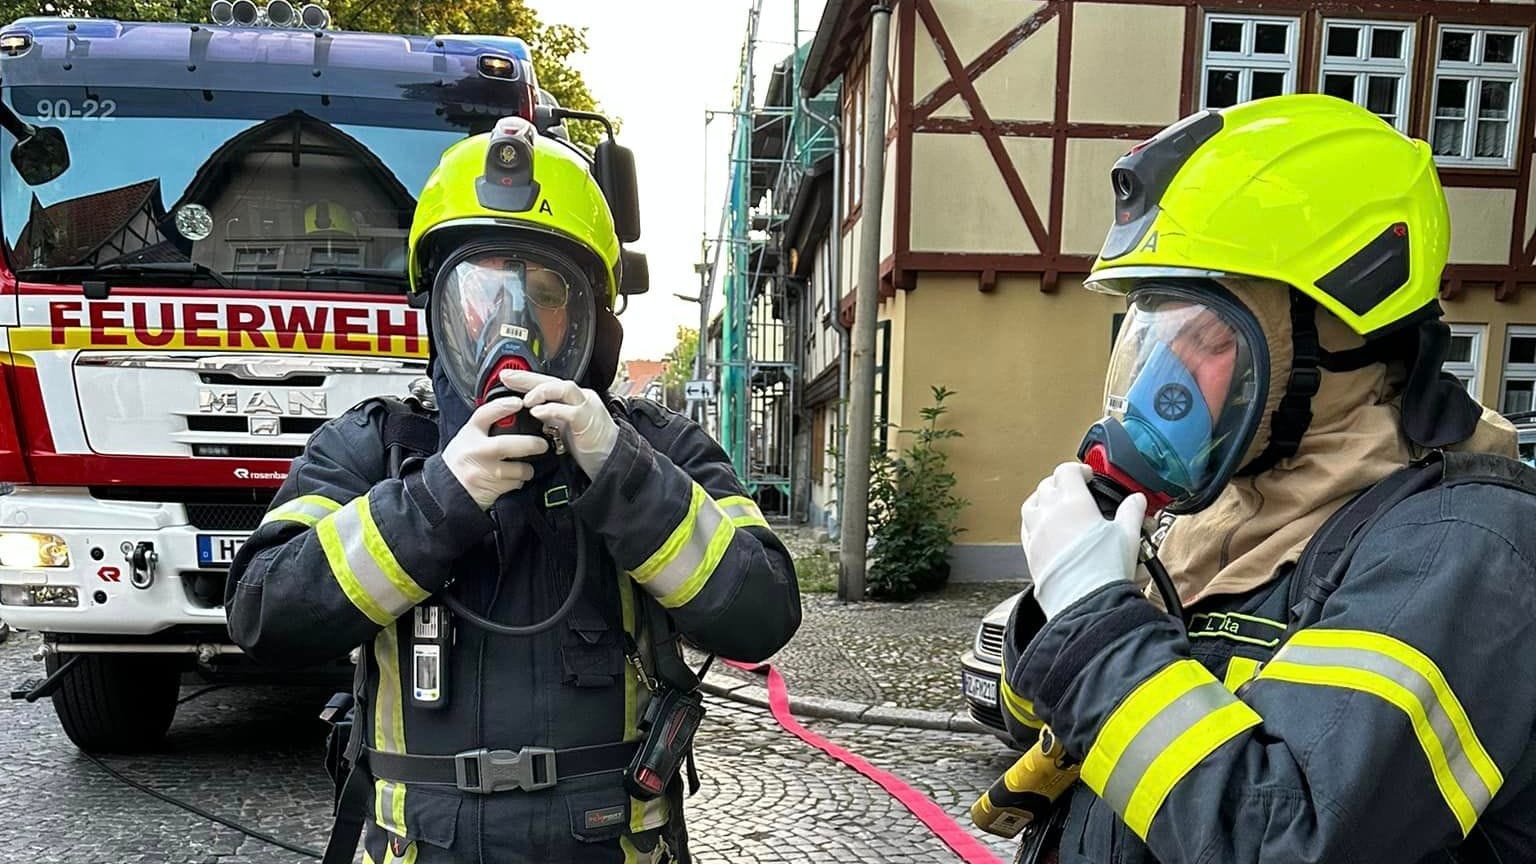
839,3 -> 892,601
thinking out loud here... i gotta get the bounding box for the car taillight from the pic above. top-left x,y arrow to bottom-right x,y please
0,357 -> 33,483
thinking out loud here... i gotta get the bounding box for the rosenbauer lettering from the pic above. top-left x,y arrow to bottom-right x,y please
42,299 -> 426,354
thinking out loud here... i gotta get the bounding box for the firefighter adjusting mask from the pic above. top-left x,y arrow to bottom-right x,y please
1079,282 -> 1269,515
430,243 -> 598,408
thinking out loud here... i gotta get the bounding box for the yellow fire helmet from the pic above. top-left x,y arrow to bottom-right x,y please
1085,94 -> 1449,338
407,116 -> 622,307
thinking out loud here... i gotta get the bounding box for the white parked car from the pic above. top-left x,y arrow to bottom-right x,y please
959,591 -> 1023,745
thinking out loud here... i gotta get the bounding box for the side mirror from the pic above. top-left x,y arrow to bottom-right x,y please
594,140 -> 641,244
619,249 -> 649,297
11,125 -> 68,186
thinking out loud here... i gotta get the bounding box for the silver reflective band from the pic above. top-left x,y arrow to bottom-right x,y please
1270,642 -> 1498,820
1099,680 -> 1235,816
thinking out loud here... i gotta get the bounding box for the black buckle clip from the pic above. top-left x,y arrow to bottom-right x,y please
453,747 -> 557,793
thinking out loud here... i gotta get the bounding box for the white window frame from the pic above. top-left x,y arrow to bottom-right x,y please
1445,323 -> 1486,399
1500,326 -> 1536,416
1200,14 -> 1301,110
1430,25 -> 1526,168
1319,19 -> 1415,133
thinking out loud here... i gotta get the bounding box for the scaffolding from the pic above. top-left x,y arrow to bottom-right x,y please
701,0 -> 836,520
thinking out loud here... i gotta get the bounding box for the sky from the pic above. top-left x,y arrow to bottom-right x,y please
524,0 -> 829,365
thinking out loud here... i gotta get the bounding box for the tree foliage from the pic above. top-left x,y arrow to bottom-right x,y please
661,326 -> 700,411
865,386 -> 968,602
0,0 -> 611,149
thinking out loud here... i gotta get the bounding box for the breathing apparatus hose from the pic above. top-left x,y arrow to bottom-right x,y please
439,499 -> 589,638
1085,474 -> 1185,622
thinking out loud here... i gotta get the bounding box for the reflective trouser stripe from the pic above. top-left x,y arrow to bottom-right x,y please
621,570 -> 672,842
364,843 -> 420,864
718,495 -> 769,529
260,494 -> 342,528
1000,678 -> 1043,730
316,495 -> 430,626
629,483 -> 735,609
372,625 -> 409,838
1223,656 -> 1262,692
621,835 -> 664,864
1083,659 -> 1262,839
1258,629 -> 1501,835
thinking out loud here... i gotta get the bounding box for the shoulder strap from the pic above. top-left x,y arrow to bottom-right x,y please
1288,450 -> 1536,635
1286,455 -> 1446,635
639,593 -> 705,693
373,396 -> 438,479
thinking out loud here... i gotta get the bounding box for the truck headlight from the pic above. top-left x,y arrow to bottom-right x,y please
0,584 -> 78,606
0,532 -> 70,568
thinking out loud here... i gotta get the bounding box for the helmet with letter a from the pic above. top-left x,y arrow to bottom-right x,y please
408,114 -> 643,399
1078,94 -> 1475,514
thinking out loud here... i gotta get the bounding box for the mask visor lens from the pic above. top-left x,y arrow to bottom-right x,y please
1102,291 -> 1261,505
430,250 -> 594,400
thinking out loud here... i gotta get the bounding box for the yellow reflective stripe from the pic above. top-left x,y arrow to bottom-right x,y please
317,503 -> 391,627
629,483 -> 736,609
364,853 -> 377,864
358,497 -> 430,608
371,625 -> 408,837
1258,628 -> 1502,836
260,493 -> 342,528
1223,656 -> 1262,692
1000,679 -> 1043,729
659,510 -> 734,609
316,496 -> 428,626
631,485 -> 706,584
1083,660 -> 1260,839
620,835 -> 652,864
379,840 -> 419,864
719,495 -> 769,529
1123,699 -> 1260,837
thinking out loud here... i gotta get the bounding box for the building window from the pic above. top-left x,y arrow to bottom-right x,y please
1201,14 -> 1300,109
1431,25 -> 1525,167
1500,327 -> 1536,415
1445,324 -> 1485,398
309,245 -> 363,269
842,66 -> 866,220
232,246 -> 281,272
1320,20 -> 1414,132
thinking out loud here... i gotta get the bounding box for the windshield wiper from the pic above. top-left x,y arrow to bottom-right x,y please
233,267 -> 409,286
19,261 -> 233,293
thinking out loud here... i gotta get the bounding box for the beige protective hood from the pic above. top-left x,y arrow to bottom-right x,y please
1152,279 -> 1516,607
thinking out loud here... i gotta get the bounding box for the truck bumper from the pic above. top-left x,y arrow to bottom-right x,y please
0,487 -> 246,636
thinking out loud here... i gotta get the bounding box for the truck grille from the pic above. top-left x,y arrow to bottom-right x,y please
977,622 -> 1005,661
186,504 -> 268,532
185,417 -> 327,435
192,443 -> 304,459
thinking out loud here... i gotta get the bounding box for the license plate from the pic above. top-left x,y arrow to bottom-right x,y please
962,669 -> 999,706
197,534 -> 248,567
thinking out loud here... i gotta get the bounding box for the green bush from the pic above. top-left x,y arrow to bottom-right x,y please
866,386 -> 967,601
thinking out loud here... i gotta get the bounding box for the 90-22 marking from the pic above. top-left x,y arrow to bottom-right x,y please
34,98 -> 117,120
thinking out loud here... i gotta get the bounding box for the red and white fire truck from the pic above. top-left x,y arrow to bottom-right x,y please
0,7 -> 547,752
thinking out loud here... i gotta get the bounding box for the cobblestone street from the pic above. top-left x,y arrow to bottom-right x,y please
0,632 -> 1020,863
710,582 -> 1022,712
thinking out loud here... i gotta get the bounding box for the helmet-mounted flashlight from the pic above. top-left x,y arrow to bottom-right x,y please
475,116 -> 541,213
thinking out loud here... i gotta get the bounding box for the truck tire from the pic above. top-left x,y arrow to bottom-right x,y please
46,652 -> 180,753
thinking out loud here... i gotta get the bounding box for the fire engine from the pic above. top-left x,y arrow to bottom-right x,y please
0,5 -> 581,752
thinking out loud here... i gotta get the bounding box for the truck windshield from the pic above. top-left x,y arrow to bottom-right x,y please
0,85 -> 471,293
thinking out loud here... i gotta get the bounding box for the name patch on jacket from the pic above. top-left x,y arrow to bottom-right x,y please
1187,612 -> 1284,648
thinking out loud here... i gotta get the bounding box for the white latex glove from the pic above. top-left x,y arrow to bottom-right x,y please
505,369 -> 619,480
1021,462 -> 1146,619
441,397 -> 551,510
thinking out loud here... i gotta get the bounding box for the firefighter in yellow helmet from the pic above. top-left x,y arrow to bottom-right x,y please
991,95 -> 1536,862
228,116 -> 801,864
